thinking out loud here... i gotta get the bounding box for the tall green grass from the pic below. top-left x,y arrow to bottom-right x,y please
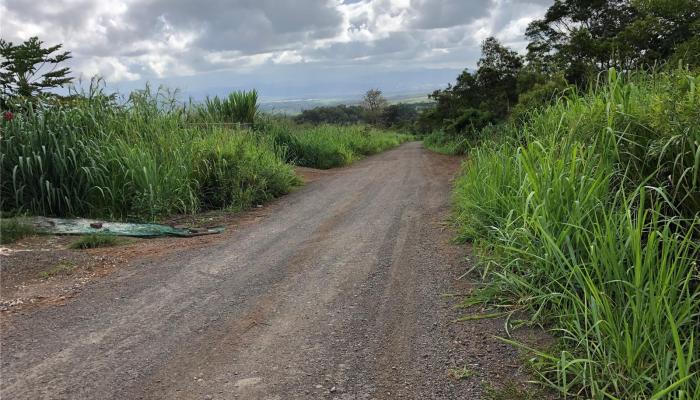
188,90 -> 259,125
1,87 -> 296,220
260,118 -> 411,169
453,69 -> 700,398
1,85 -> 408,220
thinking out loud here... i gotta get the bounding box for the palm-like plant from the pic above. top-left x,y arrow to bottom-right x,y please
198,90 -> 258,125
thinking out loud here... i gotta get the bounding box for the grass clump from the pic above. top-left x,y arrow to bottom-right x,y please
188,90 -> 259,125
453,68 -> 700,398
0,218 -> 35,244
69,234 -> 129,249
195,131 -> 298,210
38,261 -> 75,279
447,366 -> 475,380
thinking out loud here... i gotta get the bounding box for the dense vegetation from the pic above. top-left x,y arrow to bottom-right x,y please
454,68 -> 699,399
262,119 -> 409,169
0,80 -> 408,221
420,0 -> 699,143
416,0 -> 700,397
294,89 -> 429,131
1,87 -> 297,219
295,104 -> 366,125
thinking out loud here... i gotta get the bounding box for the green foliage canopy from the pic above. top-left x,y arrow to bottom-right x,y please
525,0 -> 700,83
418,37 -> 523,135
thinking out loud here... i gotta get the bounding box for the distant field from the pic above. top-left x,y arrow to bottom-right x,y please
260,93 -> 431,115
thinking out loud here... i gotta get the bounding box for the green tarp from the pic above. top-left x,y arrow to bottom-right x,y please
31,217 -> 224,238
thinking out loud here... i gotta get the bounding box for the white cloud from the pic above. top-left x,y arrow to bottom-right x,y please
273,51 -> 305,64
1,0 -> 553,96
78,57 -> 141,82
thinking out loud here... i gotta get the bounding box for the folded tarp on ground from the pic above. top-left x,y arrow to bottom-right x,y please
30,217 -> 224,238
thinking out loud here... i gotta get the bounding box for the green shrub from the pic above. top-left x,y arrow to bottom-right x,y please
38,261 -> 75,278
444,108 -> 495,136
195,131 -> 297,210
511,77 -> 570,124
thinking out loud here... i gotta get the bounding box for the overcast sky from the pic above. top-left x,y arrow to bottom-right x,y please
0,0 -> 552,100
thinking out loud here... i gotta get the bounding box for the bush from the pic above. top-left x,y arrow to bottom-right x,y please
196,132 -> 297,210
445,108 -> 495,136
510,77 -> 570,124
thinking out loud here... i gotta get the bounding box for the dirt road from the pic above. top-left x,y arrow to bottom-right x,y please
1,142 -> 527,399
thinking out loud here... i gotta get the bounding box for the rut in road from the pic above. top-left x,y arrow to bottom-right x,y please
1,142 -> 526,399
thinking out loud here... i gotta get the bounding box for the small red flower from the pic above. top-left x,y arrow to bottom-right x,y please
3,111 -> 13,122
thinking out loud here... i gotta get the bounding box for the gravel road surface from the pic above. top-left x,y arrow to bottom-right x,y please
1,142 -> 527,399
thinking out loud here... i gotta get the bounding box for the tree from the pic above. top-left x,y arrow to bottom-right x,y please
0,36 -> 73,106
295,104 -> 365,125
381,103 -> 421,129
418,37 -> 523,134
525,0 -> 700,85
525,0 -> 637,84
620,0 -> 699,68
476,37 -> 524,118
362,89 -> 388,125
